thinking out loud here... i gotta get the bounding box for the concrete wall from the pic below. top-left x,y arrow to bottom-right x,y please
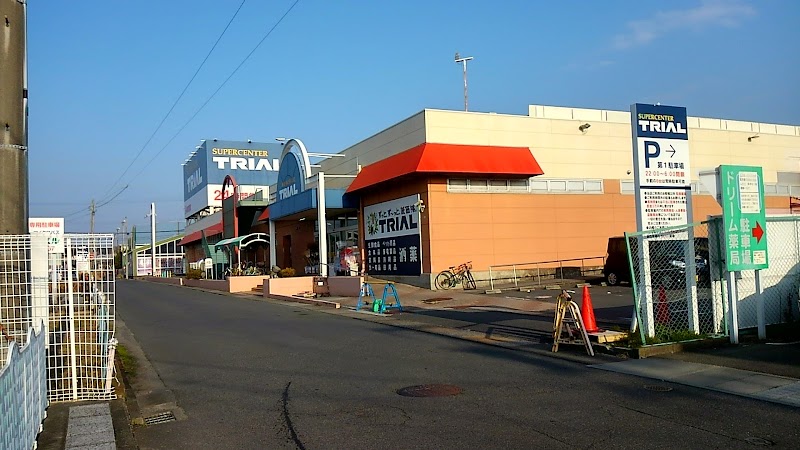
184,279 -> 229,291
328,276 -> 363,296
263,277 -> 314,296
141,276 -> 184,286
227,276 -> 270,293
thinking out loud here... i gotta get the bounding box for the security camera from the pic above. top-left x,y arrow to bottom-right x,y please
627,170 -> 632,175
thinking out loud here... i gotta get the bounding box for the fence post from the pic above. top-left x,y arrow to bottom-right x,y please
65,237 -> 79,400
513,265 -> 518,288
755,270 -> 766,340
489,266 -> 494,291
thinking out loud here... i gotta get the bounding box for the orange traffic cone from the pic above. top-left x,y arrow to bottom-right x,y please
656,286 -> 670,325
580,285 -> 600,333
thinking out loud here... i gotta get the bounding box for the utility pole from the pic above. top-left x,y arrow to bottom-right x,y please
0,0 -> 28,234
89,199 -> 96,234
149,203 -> 157,277
121,217 -> 127,279
454,52 -> 474,112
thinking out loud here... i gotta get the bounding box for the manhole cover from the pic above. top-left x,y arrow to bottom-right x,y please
644,384 -> 673,392
144,411 -> 177,426
744,437 -> 774,446
397,384 -> 463,397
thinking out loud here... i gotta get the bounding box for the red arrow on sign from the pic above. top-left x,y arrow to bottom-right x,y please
751,222 -> 764,243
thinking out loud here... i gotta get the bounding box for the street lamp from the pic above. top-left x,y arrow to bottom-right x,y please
454,52 -> 474,112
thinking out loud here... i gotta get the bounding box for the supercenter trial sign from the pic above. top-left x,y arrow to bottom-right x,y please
632,103 -> 692,236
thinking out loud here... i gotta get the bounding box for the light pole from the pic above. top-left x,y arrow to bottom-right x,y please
454,52 -> 474,112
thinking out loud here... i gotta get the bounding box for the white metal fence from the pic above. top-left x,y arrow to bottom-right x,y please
0,234 -> 116,403
47,234 -> 117,402
0,324 -> 48,450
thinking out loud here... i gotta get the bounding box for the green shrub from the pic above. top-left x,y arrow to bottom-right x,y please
186,268 -> 203,279
279,267 -> 296,278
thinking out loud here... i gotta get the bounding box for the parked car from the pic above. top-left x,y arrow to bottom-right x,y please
603,236 -> 710,287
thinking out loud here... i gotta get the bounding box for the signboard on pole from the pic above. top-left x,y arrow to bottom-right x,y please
29,217 -> 65,254
719,165 -> 768,271
631,103 -> 692,236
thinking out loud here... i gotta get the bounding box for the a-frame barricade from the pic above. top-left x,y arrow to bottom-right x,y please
356,281 -> 403,314
552,290 -> 594,356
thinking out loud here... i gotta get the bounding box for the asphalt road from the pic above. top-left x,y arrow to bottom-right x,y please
116,280 -> 799,449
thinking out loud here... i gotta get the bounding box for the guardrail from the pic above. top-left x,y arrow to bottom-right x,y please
488,256 -> 606,291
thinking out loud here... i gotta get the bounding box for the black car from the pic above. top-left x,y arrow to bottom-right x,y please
603,236 -> 710,287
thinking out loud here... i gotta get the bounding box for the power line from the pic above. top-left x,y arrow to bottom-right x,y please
100,0 -> 248,201
128,0 -> 301,183
67,0 -> 301,219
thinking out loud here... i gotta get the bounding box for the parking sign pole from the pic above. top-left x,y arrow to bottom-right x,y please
755,269 -> 765,340
726,270 -> 739,344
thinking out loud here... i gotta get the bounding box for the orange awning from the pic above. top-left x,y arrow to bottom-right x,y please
257,208 -> 269,222
345,143 -> 543,193
178,222 -> 223,246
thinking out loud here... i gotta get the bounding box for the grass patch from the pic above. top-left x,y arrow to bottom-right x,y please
116,344 -> 137,379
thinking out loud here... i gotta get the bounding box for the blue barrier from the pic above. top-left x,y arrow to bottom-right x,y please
356,282 -> 403,314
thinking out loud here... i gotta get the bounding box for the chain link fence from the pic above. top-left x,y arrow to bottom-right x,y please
627,216 -> 800,345
723,216 -> 800,329
626,220 -> 727,344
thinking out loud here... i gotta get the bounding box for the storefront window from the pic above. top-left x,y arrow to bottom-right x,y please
328,215 -> 360,276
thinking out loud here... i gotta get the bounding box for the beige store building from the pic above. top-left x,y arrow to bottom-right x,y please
315,104 -> 800,285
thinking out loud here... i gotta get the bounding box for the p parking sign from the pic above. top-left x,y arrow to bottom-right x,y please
719,165 -> 768,271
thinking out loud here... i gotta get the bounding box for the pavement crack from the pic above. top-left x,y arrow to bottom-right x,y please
281,382 -> 306,450
613,403 -> 741,444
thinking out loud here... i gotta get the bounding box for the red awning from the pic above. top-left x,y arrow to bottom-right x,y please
345,143 -> 543,193
178,222 -> 223,246
257,208 -> 269,222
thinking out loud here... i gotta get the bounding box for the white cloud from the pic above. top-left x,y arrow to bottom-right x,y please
613,0 -> 756,49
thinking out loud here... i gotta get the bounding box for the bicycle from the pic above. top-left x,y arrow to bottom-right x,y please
435,261 -> 476,290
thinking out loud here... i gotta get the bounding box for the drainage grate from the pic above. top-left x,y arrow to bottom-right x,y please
397,384 -> 463,397
144,411 -> 177,426
644,384 -> 673,392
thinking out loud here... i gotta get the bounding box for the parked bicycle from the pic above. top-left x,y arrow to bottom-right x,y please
435,261 -> 476,290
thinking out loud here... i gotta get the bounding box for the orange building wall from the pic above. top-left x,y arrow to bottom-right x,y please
426,177 -> 791,273
357,177 -> 432,273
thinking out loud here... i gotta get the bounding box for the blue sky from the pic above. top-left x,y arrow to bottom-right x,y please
27,0 -> 800,234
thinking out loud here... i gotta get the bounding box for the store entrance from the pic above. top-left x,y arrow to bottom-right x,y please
327,216 -> 359,276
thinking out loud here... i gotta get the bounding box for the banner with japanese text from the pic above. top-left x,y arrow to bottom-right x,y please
363,194 -> 422,276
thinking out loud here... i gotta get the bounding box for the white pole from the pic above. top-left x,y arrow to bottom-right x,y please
269,219 -> 276,269
462,59 -> 468,111
755,269 -> 766,340
65,237 -> 79,400
727,271 -> 740,344
317,172 -> 328,277
150,202 -> 157,277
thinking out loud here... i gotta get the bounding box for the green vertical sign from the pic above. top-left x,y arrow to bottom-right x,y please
720,165 -> 769,271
